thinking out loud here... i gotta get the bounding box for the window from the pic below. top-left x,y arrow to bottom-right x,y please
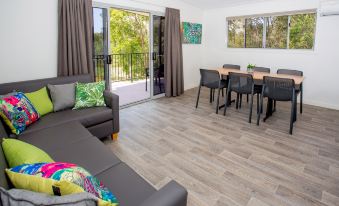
289,13 -> 316,49
227,19 -> 245,48
266,16 -> 288,49
227,11 -> 316,49
245,17 -> 264,48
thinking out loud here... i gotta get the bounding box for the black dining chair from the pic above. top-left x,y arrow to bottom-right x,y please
253,67 -> 271,73
223,72 -> 261,123
222,64 -> 241,70
276,69 -> 303,114
196,69 -> 228,114
220,64 -> 241,101
236,66 -> 271,108
257,76 -> 297,135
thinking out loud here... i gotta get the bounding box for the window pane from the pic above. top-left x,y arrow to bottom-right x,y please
227,19 -> 245,48
245,17 -> 264,48
93,8 -> 104,55
266,16 -> 288,49
289,13 -> 316,49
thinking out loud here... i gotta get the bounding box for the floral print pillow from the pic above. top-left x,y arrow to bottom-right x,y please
0,92 -> 39,134
73,81 -> 106,110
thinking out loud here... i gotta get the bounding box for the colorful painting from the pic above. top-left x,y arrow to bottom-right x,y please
182,22 -> 202,44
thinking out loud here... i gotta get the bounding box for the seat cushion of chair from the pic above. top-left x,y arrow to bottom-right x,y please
95,163 -> 156,206
22,107 -> 112,135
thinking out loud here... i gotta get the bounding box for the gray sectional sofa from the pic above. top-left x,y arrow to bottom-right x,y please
0,75 -> 187,206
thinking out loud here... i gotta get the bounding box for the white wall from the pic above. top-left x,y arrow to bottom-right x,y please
0,0 -> 58,83
0,0 -> 203,91
202,0 -> 339,109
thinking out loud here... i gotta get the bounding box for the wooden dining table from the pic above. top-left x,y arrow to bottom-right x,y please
214,68 -> 305,121
216,68 -> 304,85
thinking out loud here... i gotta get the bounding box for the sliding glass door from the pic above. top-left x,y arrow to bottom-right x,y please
151,15 -> 165,96
93,4 -> 165,106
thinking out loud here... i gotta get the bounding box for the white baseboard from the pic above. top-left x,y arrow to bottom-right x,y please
303,100 -> 339,111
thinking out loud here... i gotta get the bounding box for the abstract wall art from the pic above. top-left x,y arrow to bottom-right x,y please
182,22 -> 202,44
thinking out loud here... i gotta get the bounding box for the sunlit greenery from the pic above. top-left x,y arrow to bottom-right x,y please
93,9 -> 150,81
227,13 -> 316,49
266,16 -> 288,49
289,13 -> 316,49
245,17 -> 264,48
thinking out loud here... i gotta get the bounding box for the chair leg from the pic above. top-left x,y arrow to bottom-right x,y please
209,89 -> 212,103
290,100 -> 295,135
216,87 -> 221,114
195,85 -> 202,108
273,100 -> 276,112
255,93 -> 259,114
300,84 -> 303,114
239,94 -> 242,108
236,93 -> 239,109
257,88 -> 265,125
224,89 -> 231,116
294,97 -> 297,122
249,92 -> 254,123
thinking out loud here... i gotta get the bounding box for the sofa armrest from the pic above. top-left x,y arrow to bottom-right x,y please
103,90 -> 120,134
139,181 -> 188,206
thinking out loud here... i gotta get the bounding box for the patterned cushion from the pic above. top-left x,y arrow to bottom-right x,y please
0,92 -> 39,135
6,162 -> 118,206
73,81 -> 106,110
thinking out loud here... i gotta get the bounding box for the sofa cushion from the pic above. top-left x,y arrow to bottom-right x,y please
25,87 -> 53,116
0,92 -> 39,135
48,83 -> 76,112
18,122 -> 93,152
6,162 -> 119,206
73,81 -> 106,110
2,138 -> 54,168
22,107 -> 112,135
95,163 -> 156,206
0,187 -> 98,206
18,122 -> 121,176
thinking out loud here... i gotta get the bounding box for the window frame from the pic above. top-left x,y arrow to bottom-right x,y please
226,9 -> 317,50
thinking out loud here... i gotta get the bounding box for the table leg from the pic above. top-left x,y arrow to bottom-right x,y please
264,98 -> 273,122
218,91 -> 235,109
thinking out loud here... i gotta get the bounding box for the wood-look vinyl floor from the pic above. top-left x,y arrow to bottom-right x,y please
104,87 -> 339,206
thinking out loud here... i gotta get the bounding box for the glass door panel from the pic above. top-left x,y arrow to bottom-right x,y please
152,15 -> 165,96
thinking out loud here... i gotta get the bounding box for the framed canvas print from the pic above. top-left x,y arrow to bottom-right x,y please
182,22 -> 202,44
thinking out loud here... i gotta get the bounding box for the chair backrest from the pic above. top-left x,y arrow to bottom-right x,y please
277,69 -> 303,76
222,64 -> 241,70
228,72 -> 254,94
199,69 -> 220,86
253,67 -> 270,73
263,76 -> 295,101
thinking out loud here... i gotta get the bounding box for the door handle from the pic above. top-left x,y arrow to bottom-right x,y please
152,52 -> 157,61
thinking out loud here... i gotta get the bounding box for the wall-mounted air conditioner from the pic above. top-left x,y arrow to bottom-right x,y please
319,0 -> 339,16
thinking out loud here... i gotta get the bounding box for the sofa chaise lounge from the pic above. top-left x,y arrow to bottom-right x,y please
0,75 -> 187,206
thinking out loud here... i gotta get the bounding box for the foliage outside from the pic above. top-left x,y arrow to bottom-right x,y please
228,13 -> 316,49
94,9 -> 150,82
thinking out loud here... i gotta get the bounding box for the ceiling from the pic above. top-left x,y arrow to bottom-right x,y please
180,0 -> 273,9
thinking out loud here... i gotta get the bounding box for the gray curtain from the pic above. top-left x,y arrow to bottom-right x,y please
164,8 -> 184,97
57,0 -> 94,80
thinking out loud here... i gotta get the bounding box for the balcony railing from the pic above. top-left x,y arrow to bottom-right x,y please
93,53 -> 149,83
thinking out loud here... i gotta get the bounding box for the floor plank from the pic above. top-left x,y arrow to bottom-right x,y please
104,87 -> 339,206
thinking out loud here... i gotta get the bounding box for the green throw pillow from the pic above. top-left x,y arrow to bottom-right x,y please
25,87 -> 53,116
1,138 -> 54,168
73,81 -> 106,110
